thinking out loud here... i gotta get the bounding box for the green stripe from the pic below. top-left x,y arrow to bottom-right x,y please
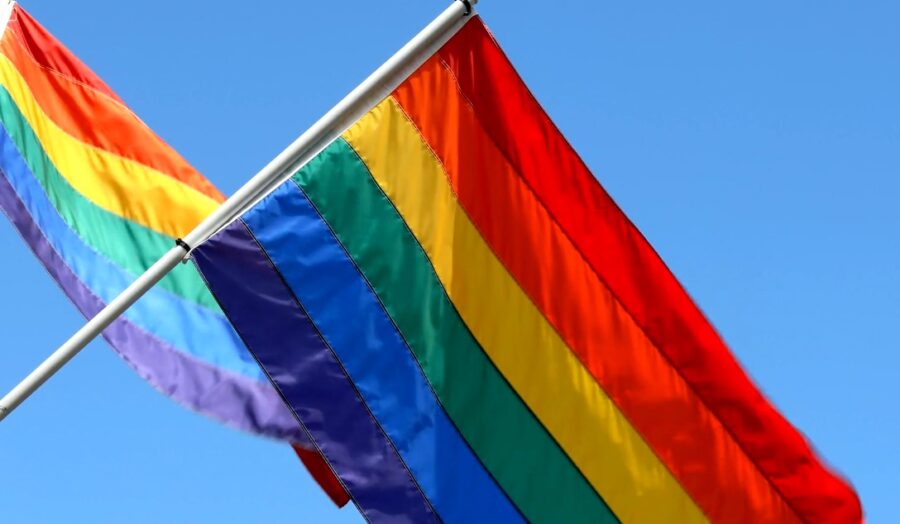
294,138 -> 617,524
0,88 -> 220,312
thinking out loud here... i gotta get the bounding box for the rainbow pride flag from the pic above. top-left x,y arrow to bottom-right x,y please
195,16 -> 861,523
0,4 -> 349,503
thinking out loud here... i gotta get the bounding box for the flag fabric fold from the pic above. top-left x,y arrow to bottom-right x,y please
0,3 -> 347,506
194,15 -> 861,524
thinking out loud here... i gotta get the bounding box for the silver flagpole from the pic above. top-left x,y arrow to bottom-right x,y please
0,0 -> 478,422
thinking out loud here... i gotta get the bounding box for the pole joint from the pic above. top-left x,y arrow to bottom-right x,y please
175,238 -> 193,263
460,0 -> 473,16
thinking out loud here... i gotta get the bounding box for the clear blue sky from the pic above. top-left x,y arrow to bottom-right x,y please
1,1 -> 896,522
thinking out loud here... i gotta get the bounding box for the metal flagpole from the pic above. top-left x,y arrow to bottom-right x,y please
0,0 -> 477,422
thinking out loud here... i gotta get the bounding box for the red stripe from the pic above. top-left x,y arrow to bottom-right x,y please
4,6 -> 225,201
436,17 -> 861,524
9,6 -> 122,104
291,444 -> 351,508
394,56 -> 800,522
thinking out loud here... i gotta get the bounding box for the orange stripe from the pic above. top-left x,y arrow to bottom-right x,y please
438,19 -> 860,523
393,56 -> 801,523
1,20 -> 223,202
9,6 -> 122,103
348,98 -> 705,521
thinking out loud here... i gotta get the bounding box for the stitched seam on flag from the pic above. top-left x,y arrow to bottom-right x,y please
387,94 -> 705,520
235,218 -> 441,523
434,46 -> 801,520
6,18 -> 157,147
0,168 -> 166,387
340,128 -> 618,520
188,247 -> 367,522
193,233 -> 369,524
0,60 -> 219,242
0,112 -> 226,318
0,169 -> 291,441
0,114 -> 225,332
0,102 -> 268,383
417,56 -> 715,518
0,54 -> 220,214
2,28 -> 223,201
6,10 -> 120,105
7,27 -> 123,112
318,138 -> 618,521
289,157 -> 528,522
395,55 -> 794,517
0,86 -> 224,318
237,221 -> 439,523
190,290 -> 363,521
428,53 -> 720,517
0,116 -> 144,282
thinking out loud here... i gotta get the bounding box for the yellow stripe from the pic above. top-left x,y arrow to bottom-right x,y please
344,98 -> 708,523
0,54 -> 218,238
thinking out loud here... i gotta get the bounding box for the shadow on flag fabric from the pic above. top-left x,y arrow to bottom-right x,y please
194,15 -> 862,524
0,3 -> 348,507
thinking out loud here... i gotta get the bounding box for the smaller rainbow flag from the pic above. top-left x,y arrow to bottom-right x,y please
195,15 -> 861,524
0,3 -> 347,505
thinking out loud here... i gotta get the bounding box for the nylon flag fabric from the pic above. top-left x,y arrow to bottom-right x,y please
194,15 -> 862,524
0,3 -> 348,505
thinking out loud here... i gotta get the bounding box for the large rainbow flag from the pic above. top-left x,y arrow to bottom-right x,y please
0,3 -> 347,505
194,15 -> 861,523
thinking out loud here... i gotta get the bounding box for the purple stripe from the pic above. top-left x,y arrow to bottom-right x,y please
194,219 -> 438,524
0,169 -> 305,442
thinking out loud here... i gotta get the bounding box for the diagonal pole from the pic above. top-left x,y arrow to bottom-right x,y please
0,0 -> 477,422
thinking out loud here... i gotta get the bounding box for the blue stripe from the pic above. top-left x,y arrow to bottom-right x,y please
193,219 -> 437,524
243,180 -> 523,523
0,169 -> 304,442
0,121 -> 264,380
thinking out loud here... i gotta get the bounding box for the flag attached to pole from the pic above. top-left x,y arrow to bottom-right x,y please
195,14 -> 861,524
0,3 -> 347,506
